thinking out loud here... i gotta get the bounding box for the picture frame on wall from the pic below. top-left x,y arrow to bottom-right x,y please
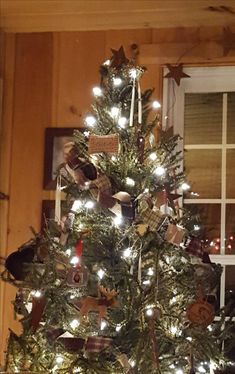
43,127 -> 77,190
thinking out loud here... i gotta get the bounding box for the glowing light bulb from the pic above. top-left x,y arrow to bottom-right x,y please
113,77 -> 122,86
123,247 -> 132,258
56,356 -> 64,364
70,319 -> 79,329
110,106 -> 120,118
170,326 -> 178,335
186,336 -> 192,341
194,224 -> 200,231
113,215 -> 123,226
152,100 -> 161,109
116,324 -> 122,332
103,59 -> 110,66
85,115 -> 96,127
154,166 -> 165,176
149,152 -> 157,161
130,69 -> 137,79
125,177 -> 135,186
142,280 -> 151,285
100,320 -> 107,330
92,86 -> 102,96
198,366 -> 206,373
181,182 -> 190,191
130,359 -> 136,368
72,199 -> 82,211
146,308 -> 153,316
84,200 -> 95,209
65,248 -> 72,256
84,130 -> 90,137
111,155 -> 117,161
97,269 -> 105,279
31,290 -> 42,298
176,370 -> 183,374
147,268 -> 154,276
118,116 -> 127,128
70,256 -> 79,266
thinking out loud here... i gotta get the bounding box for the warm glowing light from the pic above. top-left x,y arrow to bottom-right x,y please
194,225 -> 200,231
198,366 -> 206,373
186,336 -> 192,341
103,59 -> 110,66
84,201 -> 95,209
113,77 -> 122,86
149,152 -> 157,161
100,320 -> 107,330
97,269 -> 105,279
142,280 -> 151,285
146,308 -> 153,316
176,370 -> 183,374
56,356 -> 64,364
130,69 -> 137,79
70,319 -> 80,329
129,360 -> 136,368
123,247 -> 132,258
147,268 -> 154,276
170,326 -> 178,335
70,256 -> 80,266
110,106 -> 120,118
118,116 -> 127,128
92,86 -> 102,96
85,115 -> 96,127
154,166 -> 165,176
126,177 -> 135,186
113,215 -> 123,226
65,248 -> 72,256
152,100 -> 161,109
116,324 -> 122,332
31,290 -> 42,298
72,200 -> 82,211
181,182 -> 190,191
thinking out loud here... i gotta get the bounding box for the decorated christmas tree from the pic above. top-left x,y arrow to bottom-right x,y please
1,47 -> 233,373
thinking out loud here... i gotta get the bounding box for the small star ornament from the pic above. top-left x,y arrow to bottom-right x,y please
110,46 -> 129,69
164,63 -> 190,86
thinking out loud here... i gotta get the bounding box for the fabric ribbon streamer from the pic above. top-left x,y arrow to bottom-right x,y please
129,73 -> 142,127
55,175 -> 62,223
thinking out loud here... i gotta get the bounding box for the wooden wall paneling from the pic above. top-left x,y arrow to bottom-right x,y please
0,33 -> 16,365
53,31 -> 106,126
0,32 -> 53,363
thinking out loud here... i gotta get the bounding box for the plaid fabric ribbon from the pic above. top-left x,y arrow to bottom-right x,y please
139,207 -> 163,231
90,174 -> 112,199
85,336 -> 113,353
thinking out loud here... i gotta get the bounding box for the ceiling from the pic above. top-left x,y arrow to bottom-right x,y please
1,0 -> 235,33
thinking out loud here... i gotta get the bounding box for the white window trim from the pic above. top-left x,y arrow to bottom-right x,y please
162,66 -> 235,311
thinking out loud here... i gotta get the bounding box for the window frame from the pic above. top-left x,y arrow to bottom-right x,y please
162,66 -> 235,311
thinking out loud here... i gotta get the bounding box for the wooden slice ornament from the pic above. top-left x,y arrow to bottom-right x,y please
66,266 -> 88,287
186,296 -> 215,327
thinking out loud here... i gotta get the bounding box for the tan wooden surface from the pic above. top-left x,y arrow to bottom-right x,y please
1,0 -> 235,33
0,26 -> 235,364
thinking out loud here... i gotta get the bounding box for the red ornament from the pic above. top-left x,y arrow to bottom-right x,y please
75,240 -> 83,258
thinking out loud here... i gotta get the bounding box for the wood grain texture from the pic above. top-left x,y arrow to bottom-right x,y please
1,0 -> 235,32
0,33 -> 53,364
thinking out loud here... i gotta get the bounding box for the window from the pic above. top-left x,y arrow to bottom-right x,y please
163,67 -> 235,316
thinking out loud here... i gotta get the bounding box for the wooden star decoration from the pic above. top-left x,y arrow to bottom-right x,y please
164,63 -> 190,86
110,46 -> 129,69
221,27 -> 235,56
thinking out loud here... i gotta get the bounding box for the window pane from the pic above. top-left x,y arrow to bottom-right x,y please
227,150 -> 235,198
184,93 -> 223,145
225,266 -> 235,316
186,204 -> 221,254
225,204 -> 235,254
227,92 -> 235,144
184,150 -> 221,198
